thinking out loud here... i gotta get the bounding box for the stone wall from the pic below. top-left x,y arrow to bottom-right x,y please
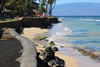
9,29 -> 37,67
0,17 -> 59,29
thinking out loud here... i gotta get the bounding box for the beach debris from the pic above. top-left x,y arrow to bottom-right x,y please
48,56 -> 65,67
37,36 -> 48,40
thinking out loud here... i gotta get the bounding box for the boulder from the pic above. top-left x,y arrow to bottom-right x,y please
42,47 -> 55,62
37,53 -> 50,67
48,56 -> 65,67
40,47 -> 65,67
52,47 -> 59,51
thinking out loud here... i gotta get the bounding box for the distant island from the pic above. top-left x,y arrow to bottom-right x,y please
53,2 -> 100,16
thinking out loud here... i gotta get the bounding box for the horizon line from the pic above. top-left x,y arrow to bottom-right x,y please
56,2 -> 100,5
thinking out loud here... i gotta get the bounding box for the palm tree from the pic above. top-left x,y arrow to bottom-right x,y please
48,0 -> 56,16
38,0 -> 46,14
0,0 -> 6,14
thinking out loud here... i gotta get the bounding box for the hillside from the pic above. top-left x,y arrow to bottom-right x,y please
53,2 -> 100,16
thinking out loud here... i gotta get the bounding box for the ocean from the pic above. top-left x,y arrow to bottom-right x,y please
48,16 -> 100,51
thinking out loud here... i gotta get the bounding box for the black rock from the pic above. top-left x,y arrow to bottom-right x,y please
52,47 -> 59,51
37,53 -> 50,67
41,47 -> 55,62
48,56 -> 65,67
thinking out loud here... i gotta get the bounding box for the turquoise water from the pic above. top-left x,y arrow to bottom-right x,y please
50,16 -> 100,51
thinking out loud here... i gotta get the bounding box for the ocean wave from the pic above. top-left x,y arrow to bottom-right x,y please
79,19 -> 100,22
46,26 -> 72,45
66,34 -> 87,37
57,27 -> 72,35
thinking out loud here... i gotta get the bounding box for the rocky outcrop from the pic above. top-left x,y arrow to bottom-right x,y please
40,47 -> 65,67
48,17 -> 59,23
77,48 -> 100,61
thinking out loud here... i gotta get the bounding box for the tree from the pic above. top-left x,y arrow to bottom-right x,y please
0,0 -> 6,15
38,0 -> 46,14
4,0 -> 34,16
48,0 -> 56,16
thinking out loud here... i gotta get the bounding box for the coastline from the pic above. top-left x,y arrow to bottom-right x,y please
22,27 -> 78,67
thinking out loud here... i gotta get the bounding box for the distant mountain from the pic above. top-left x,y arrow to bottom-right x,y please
53,2 -> 100,16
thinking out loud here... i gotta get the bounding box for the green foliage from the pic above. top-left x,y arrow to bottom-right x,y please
48,16 -> 56,18
49,41 -> 55,47
48,0 -> 56,4
37,36 -> 47,40
39,0 -> 47,13
39,0 -> 56,16
0,18 -> 20,23
4,0 -> 35,16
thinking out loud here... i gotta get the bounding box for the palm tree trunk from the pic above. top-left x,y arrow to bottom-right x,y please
0,0 -> 5,17
49,3 -> 52,17
46,3 -> 48,14
1,0 -> 5,14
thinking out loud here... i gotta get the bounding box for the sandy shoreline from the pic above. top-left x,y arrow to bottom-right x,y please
22,27 -> 78,67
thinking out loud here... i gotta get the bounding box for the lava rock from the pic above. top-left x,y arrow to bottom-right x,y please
48,56 -> 65,67
41,47 -> 55,62
52,47 -> 59,51
37,53 -> 50,67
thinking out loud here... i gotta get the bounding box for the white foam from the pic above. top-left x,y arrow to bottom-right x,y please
47,26 -> 72,48
57,23 -> 63,26
64,27 -> 72,33
80,19 -> 100,22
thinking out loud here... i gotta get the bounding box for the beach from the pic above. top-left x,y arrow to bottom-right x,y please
22,27 -> 78,67
0,1 -> 100,67
0,20 -> 100,67
21,21 -> 100,67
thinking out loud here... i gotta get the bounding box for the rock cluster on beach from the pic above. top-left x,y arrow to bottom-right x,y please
39,47 -> 65,67
35,35 -> 66,67
77,48 -> 100,61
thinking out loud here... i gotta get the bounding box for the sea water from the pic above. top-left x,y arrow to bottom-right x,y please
48,16 -> 100,51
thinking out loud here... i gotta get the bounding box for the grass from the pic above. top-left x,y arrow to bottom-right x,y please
0,18 -> 20,23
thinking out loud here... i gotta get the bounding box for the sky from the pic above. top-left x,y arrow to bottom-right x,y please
56,0 -> 100,5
